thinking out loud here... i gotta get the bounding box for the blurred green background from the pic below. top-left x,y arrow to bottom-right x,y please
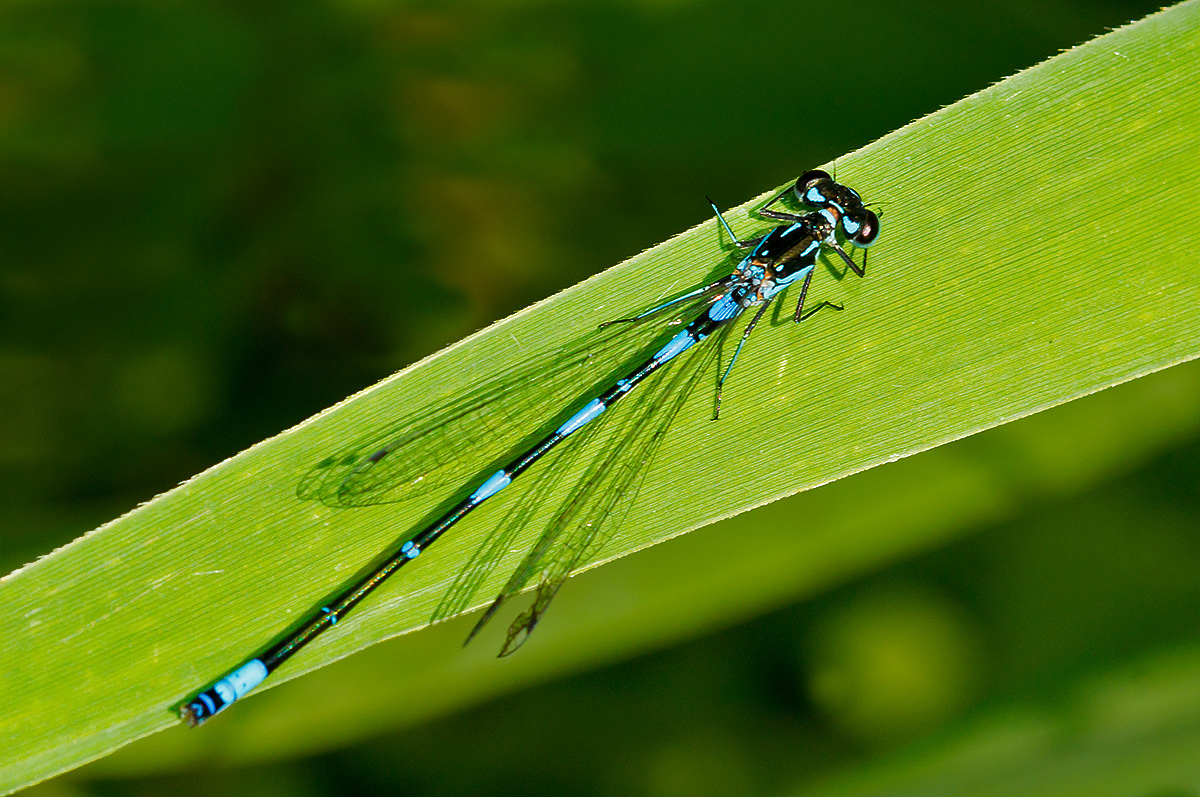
6,0 -> 1199,795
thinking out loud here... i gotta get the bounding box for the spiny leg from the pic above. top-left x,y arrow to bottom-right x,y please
755,177 -> 816,223
713,298 -> 774,420
792,267 -> 843,323
758,208 -> 805,224
799,301 -> 844,322
792,268 -> 813,323
757,182 -> 798,216
828,239 -> 866,278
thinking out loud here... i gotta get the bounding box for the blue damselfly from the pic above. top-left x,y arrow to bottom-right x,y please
180,170 -> 879,726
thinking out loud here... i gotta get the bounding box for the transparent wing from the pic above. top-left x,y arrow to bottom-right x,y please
442,320 -> 734,654
428,405 -> 606,624
296,280 -> 730,509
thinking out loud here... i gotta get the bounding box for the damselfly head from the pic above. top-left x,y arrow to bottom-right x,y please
843,208 -> 880,248
797,170 -> 879,248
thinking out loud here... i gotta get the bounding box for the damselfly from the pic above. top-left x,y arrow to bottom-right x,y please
180,170 -> 879,726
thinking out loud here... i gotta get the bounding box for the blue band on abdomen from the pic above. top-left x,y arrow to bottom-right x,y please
652,329 -> 696,364
470,469 -> 512,503
556,398 -> 605,437
212,659 -> 268,705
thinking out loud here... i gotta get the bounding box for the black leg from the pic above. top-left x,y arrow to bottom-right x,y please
758,208 -> 805,224
799,301 -> 844,322
791,268 -> 814,323
756,182 -> 796,215
829,240 -> 865,278
793,267 -> 844,322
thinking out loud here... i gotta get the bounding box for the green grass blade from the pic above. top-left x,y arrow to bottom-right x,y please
87,359 -> 1200,775
3,1 -> 1200,791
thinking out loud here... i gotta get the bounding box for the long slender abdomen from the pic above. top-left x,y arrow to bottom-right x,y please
180,302 -> 733,726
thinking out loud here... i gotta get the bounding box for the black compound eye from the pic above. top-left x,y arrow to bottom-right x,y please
798,169 -> 831,190
851,209 -> 880,247
794,169 -> 833,208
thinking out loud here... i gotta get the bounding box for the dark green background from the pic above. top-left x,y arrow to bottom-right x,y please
5,0 -> 1196,795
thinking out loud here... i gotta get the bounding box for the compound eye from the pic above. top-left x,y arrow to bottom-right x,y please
851,210 -> 880,247
794,169 -> 833,207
